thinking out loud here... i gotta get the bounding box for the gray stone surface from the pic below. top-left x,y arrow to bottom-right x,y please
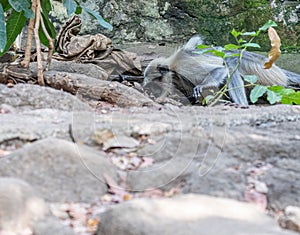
0,178 -> 48,234
1,69 -> 300,234
33,217 -> 75,235
97,194 -> 296,235
1,90 -> 300,210
0,138 -> 118,202
0,84 -> 91,111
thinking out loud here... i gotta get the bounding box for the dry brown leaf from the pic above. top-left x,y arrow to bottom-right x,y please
264,27 -> 281,69
93,129 -> 114,146
87,218 -> 100,233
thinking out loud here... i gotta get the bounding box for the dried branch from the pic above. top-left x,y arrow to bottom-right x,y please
40,15 -> 54,71
20,15 -> 35,68
32,0 -> 44,85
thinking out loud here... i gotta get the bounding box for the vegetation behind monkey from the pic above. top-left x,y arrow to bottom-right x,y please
143,36 -> 300,105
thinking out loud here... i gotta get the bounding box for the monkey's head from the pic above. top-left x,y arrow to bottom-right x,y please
143,57 -> 173,98
143,57 -> 170,86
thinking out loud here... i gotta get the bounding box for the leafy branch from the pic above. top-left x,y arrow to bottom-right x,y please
196,20 -> 300,105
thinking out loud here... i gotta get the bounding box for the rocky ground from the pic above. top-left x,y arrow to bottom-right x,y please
0,45 -> 300,234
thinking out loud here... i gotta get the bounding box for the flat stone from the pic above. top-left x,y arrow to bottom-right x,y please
97,194 -> 295,235
0,84 -> 91,111
0,177 -> 48,234
0,138 -> 118,202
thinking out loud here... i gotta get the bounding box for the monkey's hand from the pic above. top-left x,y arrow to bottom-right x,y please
193,84 -> 219,101
193,84 -> 218,101
193,85 -> 204,99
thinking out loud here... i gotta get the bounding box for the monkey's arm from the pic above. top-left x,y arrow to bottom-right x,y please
192,67 -> 227,99
224,56 -> 249,105
227,71 -> 248,105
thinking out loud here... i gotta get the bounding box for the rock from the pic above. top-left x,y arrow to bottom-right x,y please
97,194 -> 295,235
0,109 -> 77,150
278,206 -> 300,233
0,138 -> 118,202
33,217 -> 75,235
0,84 -> 91,111
0,177 -> 48,234
50,0 -> 298,50
102,134 -> 140,150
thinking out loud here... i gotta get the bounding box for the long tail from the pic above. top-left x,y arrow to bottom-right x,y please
282,69 -> 300,88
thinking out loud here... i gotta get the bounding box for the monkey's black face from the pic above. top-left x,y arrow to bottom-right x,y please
143,60 -> 171,98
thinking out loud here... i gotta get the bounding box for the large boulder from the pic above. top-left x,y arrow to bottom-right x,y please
97,194 -> 296,235
0,138 -> 118,202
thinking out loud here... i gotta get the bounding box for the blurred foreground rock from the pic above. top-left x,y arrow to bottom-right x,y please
97,194 -> 297,235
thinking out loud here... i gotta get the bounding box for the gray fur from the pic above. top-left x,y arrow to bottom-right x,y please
143,36 -> 300,105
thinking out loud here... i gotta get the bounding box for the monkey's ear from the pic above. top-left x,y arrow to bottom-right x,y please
157,64 -> 169,75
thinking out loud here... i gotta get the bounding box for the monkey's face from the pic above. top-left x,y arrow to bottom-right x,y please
143,58 -> 169,86
143,58 -> 173,98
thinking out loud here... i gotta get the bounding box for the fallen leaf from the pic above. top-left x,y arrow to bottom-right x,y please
264,27 -> 281,69
93,129 -> 114,146
87,218 -> 100,233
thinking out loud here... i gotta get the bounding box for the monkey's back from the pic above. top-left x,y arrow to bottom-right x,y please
169,49 -> 226,86
239,51 -> 287,86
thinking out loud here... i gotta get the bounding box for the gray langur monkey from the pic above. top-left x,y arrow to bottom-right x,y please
143,36 -> 300,105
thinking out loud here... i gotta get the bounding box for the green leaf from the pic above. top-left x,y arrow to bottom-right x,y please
250,85 -> 268,103
268,86 -> 295,96
212,50 -> 225,58
259,20 -> 277,31
0,0 -> 11,11
281,92 -> 300,105
231,28 -> 241,38
75,5 -> 82,14
224,53 -> 240,58
224,44 -> 240,50
244,75 -> 258,84
39,12 -> 56,47
81,5 -> 113,31
196,44 -> 210,50
42,12 -> 56,38
63,0 -> 77,15
267,89 -> 281,104
8,0 -> 34,18
269,86 -> 300,104
0,9 -> 26,56
238,38 -> 246,44
41,0 -> 52,14
242,42 -> 260,48
73,0 -> 82,14
242,42 -> 261,48
267,85 -> 285,93
38,26 -> 48,47
241,31 -> 258,36
0,4 -> 6,53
